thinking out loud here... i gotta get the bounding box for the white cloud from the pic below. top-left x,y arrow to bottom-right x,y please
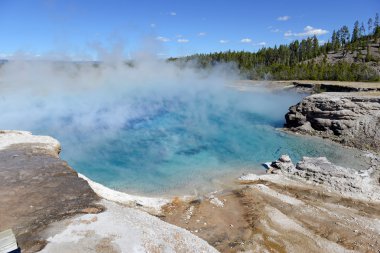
219,40 -> 229,44
277,16 -> 290,21
270,28 -> 280,33
301,26 -> 328,36
156,36 -> 170,42
240,38 -> 252,43
256,42 -> 266,46
198,32 -> 206,36
177,39 -> 189,43
150,23 -> 156,28
284,26 -> 328,37
170,12 -> 176,16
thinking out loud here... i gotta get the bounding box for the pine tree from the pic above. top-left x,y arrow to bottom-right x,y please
323,54 -> 327,64
332,30 -> 339,51
352,21 -> 359,42
336,29 -> 342,46
375,26 -> 380,39
365,45 -> 371,62
338,26 -> 350,47
375,13 -> 379,33
368,18 -> 373,35
359,22 -> 366,37
312,35 -> 319,57
347,44 -> 353,54
306,37 -> 313,59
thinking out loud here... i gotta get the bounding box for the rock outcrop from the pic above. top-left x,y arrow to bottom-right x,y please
0,131 -> 219,253
0,131 -> 102,252
265,155 -> 380,202
285,92 -> 380,153
165,154 -> 380,252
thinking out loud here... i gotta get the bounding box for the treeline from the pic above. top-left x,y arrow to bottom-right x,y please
257,60 -> 378,81
169,14 -> 380,81
330,14 -> 380,59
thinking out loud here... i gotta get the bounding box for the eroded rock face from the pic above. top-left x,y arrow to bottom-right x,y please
295,157 -> 366,194
170,153 -> 380,252
0,137 -> 102,252
266,155 -> 380,201
285,93 -> 380,153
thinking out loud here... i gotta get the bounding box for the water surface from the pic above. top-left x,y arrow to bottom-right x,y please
0,62 -> 365,196
43,87 -> 365,196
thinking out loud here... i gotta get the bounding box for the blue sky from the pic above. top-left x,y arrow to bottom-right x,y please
0,0 -> 379,59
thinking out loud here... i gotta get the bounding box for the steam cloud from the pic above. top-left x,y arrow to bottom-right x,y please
0,55 -> 235,135
0,51 -> 299,140
0,49 -> 307,194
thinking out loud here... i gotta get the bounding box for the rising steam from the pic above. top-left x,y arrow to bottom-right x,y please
0,50 -> 323,195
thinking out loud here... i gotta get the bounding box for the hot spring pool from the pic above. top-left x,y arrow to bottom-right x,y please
35,87 -> 365,196
0,61 -> 366,197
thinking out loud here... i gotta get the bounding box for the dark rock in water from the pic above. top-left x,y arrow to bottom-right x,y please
0,142 -> 102,252
284,92 -> 380,153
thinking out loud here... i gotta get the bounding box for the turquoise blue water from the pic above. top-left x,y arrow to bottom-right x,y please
0,62 -> 366,196
30,87 -> 364,196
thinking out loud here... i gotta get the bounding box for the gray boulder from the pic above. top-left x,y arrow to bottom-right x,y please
285,93 -> 380,153
266,155 -> 380,201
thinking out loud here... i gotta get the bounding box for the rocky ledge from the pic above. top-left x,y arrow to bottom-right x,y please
2,130 -> 380,253
285,92 -> 380,153
0,131 -> 217,253
260,154 -> 380,202
163,154 -> 380,252
0,131 -> 103,252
